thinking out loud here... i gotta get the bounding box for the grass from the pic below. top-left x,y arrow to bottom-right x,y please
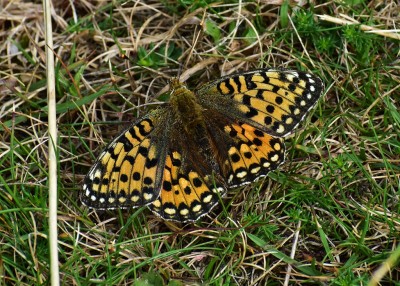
1,0 -> 399,285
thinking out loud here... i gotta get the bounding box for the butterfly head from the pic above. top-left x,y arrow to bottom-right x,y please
169,78 -> 187,93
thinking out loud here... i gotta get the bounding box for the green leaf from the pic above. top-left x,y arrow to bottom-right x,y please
280,0 -> 289,28
204,19 -> 221,43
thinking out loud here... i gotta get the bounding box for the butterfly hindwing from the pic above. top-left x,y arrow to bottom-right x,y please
202,111 -> 285,187
149,150 -> 225,222
223,122 -> 285,187
149,122 -> 226,222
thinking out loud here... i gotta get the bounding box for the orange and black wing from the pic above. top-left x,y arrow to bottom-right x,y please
196,68 -> 324,137
82,109 -> 169,209
204,111 -> 286,188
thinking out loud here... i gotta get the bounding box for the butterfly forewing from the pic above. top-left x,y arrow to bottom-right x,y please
197,69 -> 324,137
82,110 -> 168,209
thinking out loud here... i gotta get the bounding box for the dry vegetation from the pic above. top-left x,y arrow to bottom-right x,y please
0,0 -> 399,285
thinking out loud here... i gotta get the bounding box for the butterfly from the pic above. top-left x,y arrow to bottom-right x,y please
82,68 -> 324,223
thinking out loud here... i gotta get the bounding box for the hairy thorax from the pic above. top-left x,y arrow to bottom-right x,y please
169,79 -> 206,134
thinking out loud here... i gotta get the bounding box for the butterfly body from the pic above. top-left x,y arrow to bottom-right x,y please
82,69 -> 324,222
169,78 -> 205,132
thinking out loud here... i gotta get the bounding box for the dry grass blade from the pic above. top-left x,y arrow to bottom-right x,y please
318,14 -> 400,40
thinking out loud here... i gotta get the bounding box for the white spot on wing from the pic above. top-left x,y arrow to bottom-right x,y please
165,207 -> 176,215
203,194 -> 213,203
237,171 -> 247,178
143,193 -> 153,201
276,124 -> 285,134
192,205 -> 202,213
271,154 -> 279,162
